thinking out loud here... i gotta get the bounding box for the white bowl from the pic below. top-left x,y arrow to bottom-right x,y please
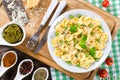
47,9 -> 112,73
0,22 -> 26,46
32,67 -> 49,80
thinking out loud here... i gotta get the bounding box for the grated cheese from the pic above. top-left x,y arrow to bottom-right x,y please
7,0 -> 15,9
5,0 -> 46,29
27,0 -> 41,9
4,0 -> 9,3
11,7 -> 29,25
5,0 -> 29,26
26,1 -> 46,33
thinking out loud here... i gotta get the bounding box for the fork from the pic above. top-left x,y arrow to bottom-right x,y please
33,0 -> 67,53
26,0 -> 58,50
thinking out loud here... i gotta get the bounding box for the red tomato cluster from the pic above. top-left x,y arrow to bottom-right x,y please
102,0 -> 109,7
98,0 -> 112,79
98,57 -> 114,78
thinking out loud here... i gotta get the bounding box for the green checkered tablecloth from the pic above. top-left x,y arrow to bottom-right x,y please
50,0 -> 120,80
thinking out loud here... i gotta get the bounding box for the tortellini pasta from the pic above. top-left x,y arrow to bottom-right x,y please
52,15 -> 108,68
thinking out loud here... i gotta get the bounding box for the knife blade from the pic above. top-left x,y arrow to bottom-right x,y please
34,0 -> 67,54
2,0 -> 29,25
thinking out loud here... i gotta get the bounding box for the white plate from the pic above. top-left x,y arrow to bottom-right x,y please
47,9 -> 112,73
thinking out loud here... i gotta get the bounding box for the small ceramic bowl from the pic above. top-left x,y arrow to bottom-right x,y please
32,67 -> 49,80
0,21 -> 26,46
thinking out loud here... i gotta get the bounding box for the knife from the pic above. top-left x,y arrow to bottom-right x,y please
34,0 -> 67,54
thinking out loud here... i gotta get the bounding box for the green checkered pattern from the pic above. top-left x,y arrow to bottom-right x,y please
50,0 -> 120,80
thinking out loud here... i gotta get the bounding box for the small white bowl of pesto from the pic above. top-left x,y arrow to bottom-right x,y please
0,22 -> 26,46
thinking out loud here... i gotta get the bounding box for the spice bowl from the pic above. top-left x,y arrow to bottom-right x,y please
14,59 -> 34,80
32,67 -> 49,80
0,50 -> 18,77
0,21 -> 26,46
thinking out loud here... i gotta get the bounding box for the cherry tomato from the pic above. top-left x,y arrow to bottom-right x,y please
98,69 -> 108,78
105,57 -> 113,66
102,0 -> 109,7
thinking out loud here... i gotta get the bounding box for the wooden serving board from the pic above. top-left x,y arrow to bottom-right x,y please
0,0 -> 120,80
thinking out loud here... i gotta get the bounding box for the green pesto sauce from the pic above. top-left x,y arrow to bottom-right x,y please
2,24 -> 23,44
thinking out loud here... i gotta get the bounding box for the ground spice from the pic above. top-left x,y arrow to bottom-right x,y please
3,52 -> 16,67
34,69 -> 47,80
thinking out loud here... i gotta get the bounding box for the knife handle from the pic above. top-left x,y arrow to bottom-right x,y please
41,0 -> 58,25
49,0 -> 67,26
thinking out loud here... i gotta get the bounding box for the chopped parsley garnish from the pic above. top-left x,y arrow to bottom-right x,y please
79,35 -> 87,49
65,40 -> 69,44
64,26 -> 67,30
59,40 -> 63,45
77,63 -> 81,67
80,24 -> 86,27
79,33 -> 83,37
70,24 -> 78,33
73,39 -> 78,44
80,44 -> 87,49
55,32 -> 59,36
63,51 -> 66,55
67,61 -> 71,64
80,35 -> 88,44
89,23 -> 94,28
89,47 -> 96,58
90,32 -> 94,35
98,25 -> 102,29
85,53 -> 89,57
96,38 -> 100,42
77,14 -> 81,18
69,15 -> 74,19
75,54 -> 78,58
95,58 -> 99,62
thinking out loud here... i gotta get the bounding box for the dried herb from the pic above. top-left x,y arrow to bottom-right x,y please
20,61 -> 32,75
34,69 -> 47,80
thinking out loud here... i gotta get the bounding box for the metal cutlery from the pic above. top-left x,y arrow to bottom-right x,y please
26,0 -> 58,50
33,0 -> 67,54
